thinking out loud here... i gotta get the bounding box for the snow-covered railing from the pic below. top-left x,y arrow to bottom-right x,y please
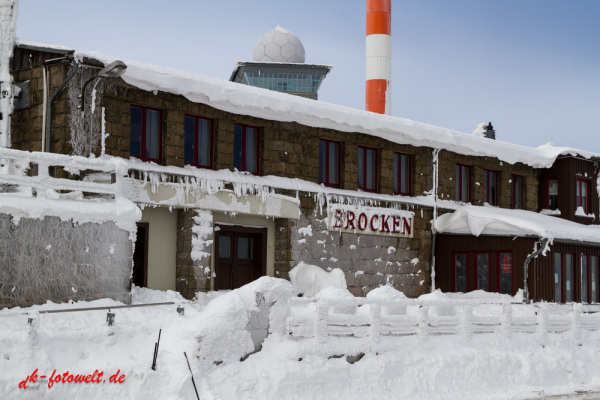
286,297 -> 600,343
0,147 -> 122,199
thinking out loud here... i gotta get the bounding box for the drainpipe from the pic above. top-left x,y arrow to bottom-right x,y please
45,55 -> 78,153
523,237 -> 549,304
430,148 -> 440,292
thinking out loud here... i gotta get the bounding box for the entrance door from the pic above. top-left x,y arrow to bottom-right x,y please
132,222 -> 149,288
215,225 -> 266,290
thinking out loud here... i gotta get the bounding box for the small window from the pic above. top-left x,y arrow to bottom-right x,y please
511,174 -> 524,209
455,164 -> 471,202
393,153 -> 411,195
576,178 -> 590,214
130,105 -> 162,163
184,115 -> 213,169
554,252 -> 562,302
476,252 -> 490,291
499,252 -> 512,295
484,170 -> 498,206
565,253 -> 574,302
546,179 -> 558,210
234,124 -> 259,174
319,139 -> 341,188
592,256 -> 599,303
358,146 -> 378,192
454,253 -> 468,293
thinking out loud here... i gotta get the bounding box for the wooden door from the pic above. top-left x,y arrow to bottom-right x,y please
215,225 -> 266,290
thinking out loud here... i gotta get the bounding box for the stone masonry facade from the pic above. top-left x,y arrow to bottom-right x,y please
0,213 -> 132,308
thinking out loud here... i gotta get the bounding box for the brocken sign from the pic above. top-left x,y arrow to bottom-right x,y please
327,204 -> 414,238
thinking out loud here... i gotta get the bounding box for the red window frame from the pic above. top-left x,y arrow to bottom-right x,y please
484,169 -> 498,206
456,164 -> 471,202
452,252 -> 469,293
576,178 -> 590,214
475,251 -> 491,291
393,152 -> 411,196
319,139 -> 341,188
184,114 -> 214,169
357,145 -> 378,193
545,178 -> 558,210
234,124 -> 260,175
130,105 -> 163,164
511,174 -> 524,209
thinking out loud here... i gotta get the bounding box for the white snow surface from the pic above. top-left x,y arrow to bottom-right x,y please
3,282 -> 600,399
289,262 -> 347,297
15,38 -> 600,168
435,205 -> 600,245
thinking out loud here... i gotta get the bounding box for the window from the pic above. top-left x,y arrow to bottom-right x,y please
455,164 -> 471,202
498,252 -> 512,295
453,253 -> 468,293
546,179 -> 558,210
393,152 -> 411,195
319,139 -> 341,188
565,253 -> 574,302
511,174 -> 524,209
592,256 -> 599,303
184,115 -> 213,168
476,252 -> 490,291
484,170 -> 498,206
358,146 -> 377,192
554,252 -> 562,302
582,254 -> 589,303
234,124 -> 259,174
576,178 -> 590,214
130,105 -> 162,163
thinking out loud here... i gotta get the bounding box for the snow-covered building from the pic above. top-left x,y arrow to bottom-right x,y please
2,31 -> 600,308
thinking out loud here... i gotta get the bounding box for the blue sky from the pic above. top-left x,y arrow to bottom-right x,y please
14,0 -> 600,151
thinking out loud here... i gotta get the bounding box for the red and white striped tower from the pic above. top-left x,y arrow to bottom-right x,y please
365,0 -> 391,115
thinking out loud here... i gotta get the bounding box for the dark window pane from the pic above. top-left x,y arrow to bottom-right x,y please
329,142 -> 339,185
548,180 -> 558,210
234,125 -> 242,170
455,253 -> 467,293
592,256 -> 598,303
401,154 -> 410,194
477,253 -> 489,291
499,252 -> 512,295
219,236 -> 231,259
184,116 -> 195,164
130,107 -> 142,157
246,127 -> 258,173
238,237 -> 253,260
554,252 -> 562,302
358,147 -> 364,189
582,255 -> 588,303
198,118 -> 212,167
566,254 -> 573,302
146,109 -> 160,160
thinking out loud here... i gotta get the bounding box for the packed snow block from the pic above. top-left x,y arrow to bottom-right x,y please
0,214 -> 132,308
289,262 -> 347,298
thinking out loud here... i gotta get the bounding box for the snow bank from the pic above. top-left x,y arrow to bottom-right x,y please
289,262 -> 347,297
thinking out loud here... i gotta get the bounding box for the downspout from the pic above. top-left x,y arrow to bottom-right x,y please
523,237 -> 549,304
45,55 -> 78,153
430,148 -> 440,292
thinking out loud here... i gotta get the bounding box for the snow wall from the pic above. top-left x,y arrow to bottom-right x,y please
0,213 -> 133,308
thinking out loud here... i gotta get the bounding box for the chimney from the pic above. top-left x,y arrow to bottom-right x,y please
366,0 -> 391,115
484,122 -> 496,140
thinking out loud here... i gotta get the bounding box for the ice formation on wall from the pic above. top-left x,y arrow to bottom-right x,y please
0,0 -> 18,152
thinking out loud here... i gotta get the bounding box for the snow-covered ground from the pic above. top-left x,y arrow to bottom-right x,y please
3,276 -> 600,400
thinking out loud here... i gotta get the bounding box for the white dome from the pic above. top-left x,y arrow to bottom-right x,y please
253,25 -> 306,63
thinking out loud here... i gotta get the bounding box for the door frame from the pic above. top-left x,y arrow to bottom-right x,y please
214,224 -> 267,290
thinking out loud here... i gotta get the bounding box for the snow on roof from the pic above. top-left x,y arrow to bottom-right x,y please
15,38 -> 600,168
434,205 -> 600,245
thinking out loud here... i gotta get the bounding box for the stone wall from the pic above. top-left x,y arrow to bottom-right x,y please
282,197 -> 432,298
0,213 -> 132,308
176,209 -> 213,299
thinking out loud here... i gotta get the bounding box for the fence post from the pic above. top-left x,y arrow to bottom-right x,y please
572,303 -> 582,346
370,302 -> 381,342
537,304 -> 548,344
417,305 -> 429,343
502,303 -> 512,339
461,306 -> 473,340
315,300 -> 328,343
